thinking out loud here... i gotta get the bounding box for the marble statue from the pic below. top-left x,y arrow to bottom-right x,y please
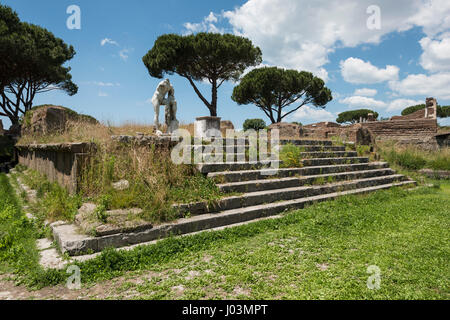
164,86 -> 179,134
151,79 -> 179,134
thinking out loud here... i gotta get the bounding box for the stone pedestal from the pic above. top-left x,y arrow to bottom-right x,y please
194,116 -> 222,138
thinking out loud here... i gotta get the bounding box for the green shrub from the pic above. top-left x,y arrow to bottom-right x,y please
356,145 -> 371,157
280,143 -> 303,168
243,118 -> 266,131
378,143 -> 450,172
389,148 -> 426,170
381,147 -> 424,170
40,182 -> 81,222
19,168 -> 81,222
94,194 -> 112,223
427,153 -> 450,171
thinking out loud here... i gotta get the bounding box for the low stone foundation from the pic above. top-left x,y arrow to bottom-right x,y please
16,142 -> 94,194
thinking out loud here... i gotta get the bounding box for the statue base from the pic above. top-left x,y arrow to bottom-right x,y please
194,116 -> 222,139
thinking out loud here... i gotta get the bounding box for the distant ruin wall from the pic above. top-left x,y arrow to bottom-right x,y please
16,143 -> 94,194
361,118 -> 438,141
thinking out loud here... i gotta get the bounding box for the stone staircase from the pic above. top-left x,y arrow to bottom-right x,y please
46,138 -> 417,258
176,138 -> 416,223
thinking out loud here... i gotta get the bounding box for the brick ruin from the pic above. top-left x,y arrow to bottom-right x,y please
302,97 -> 440,149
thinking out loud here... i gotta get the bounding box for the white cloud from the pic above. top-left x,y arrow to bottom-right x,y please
340,58 -> 399,84
220,0 -> 423,81
340,96 -> 424,113
419,36 -> 450,72
98,91 -> 108,97
339,96 -> 387,109
386,99 -> 423,112
291,105 -> 336,123
183,12 -> 224,34
101,38 -> 118,46
353,88 -> 377,97
389,72 -> 450,100
83,81 -> 120,87
119,48 -> 133,61
205,12 -> 218,23
184,0 -> 450,91
95,81 -> 120,87
405,0 -> 450,38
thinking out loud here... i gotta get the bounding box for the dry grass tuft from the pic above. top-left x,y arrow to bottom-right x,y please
78,142 -> 224,224
377,141 -> 450,171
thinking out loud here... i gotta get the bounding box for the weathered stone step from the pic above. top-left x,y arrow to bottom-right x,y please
301,145 -> 345,152
218,168 -> 396,193
208,162 -> 390,183
197,160 -> 281,174
176,174 -> 408,215
201,151 -> 358,162
198,138 -> 333,146
53,180 -> 415,256
190,144 -> 345,152
201,154 -> 276,163
280,139 -> 333,146
299,151 -> 358,158
301,157 -> 369,167
197,157 -> 369,174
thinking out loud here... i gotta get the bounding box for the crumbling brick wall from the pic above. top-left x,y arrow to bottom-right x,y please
361,118 -> 438,140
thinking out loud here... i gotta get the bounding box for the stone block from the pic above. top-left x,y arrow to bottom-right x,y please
268,122 -> 302,138
194,116 -> 222,138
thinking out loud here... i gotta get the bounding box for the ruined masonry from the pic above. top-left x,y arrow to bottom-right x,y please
49,138 -> 415,257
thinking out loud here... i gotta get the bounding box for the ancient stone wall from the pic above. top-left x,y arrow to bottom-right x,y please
16,143 -> 94,194
268,122 -> 303,138
361,118 -> 437,140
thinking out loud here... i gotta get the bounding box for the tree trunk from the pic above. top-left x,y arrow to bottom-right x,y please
210,79 -> 218,117
276,104 -> 282,123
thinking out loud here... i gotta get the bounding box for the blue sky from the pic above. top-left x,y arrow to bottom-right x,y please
2,0 -> 450,129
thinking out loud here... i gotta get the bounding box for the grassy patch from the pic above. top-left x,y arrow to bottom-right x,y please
15,167 -> 81,223
378,142 -> 450,171
78,144 -> 225,224
15,144 -> 225,226
279,143 -> 303,168
20,185 -> 449,299
0,174 -> 39,276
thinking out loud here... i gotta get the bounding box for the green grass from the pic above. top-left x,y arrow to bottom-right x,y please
0,174 -> 39,276
279,143 -> 304,168
14,166 -> 82,223
10,183 -> 448,299
77,145 -> 226,224
14,155 -> 224,226
378,143 -> 450,171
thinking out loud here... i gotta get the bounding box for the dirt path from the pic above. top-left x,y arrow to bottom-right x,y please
0,273 -> 146,300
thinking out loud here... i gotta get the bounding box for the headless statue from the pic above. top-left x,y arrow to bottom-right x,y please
152,79 -> 179,134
